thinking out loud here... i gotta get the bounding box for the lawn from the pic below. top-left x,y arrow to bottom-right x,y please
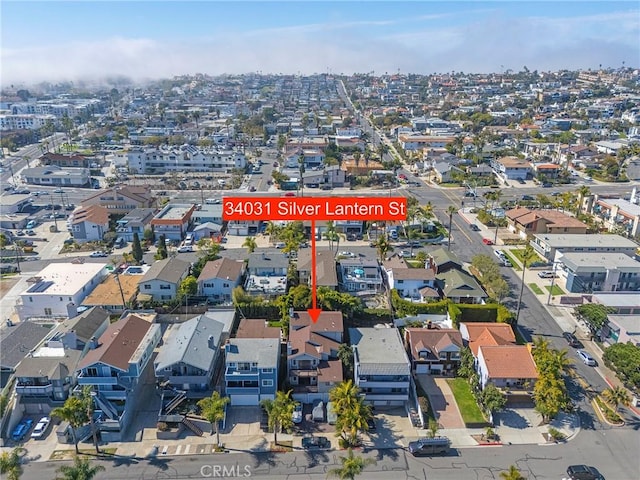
528,283 -> 544,295
501,250 -> 521,271
510,248 -> 543,267
446,378 -> 486,425
544,284 -> 565,296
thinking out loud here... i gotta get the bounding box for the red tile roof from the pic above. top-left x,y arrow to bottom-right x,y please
479,345 -> 539,380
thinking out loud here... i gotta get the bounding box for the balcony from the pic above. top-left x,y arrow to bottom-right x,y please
225,366 -> 258,377
16,382 -> 53,396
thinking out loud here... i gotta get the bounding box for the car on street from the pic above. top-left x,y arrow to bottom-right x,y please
89,251 -> 108,258
469,224 -> 480,231
292,404 -> 303,424
566,465 -> 604,480
301,436 -> 331,450
521,195 -> 534,201
31,417 -> 51,439
11,419 -> 33,441
273,162 -> 279,167
249,186 -> 256,192
408,437 -> 451,457
398,250 -> 415,258
542,182 -> 552,188
283,192 -> 296,197
577,350 -> 596,366
494,250 -> 506,259
177,245 -> 193,253
552,191 -> 561,197
53,188 -> 64,193
482,238 -> 493,245
26,220 -> 36,229
517,178 -> 526,184
339,251 -> 356,258
275,242 -> 286,249
563,332 -> 581,348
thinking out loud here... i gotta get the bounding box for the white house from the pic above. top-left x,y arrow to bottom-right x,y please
70,205 -> 110,243
138,258 -> 191,301
16,263 -> 107,320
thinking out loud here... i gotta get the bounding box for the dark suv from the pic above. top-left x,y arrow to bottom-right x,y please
566,465 -> 604,480
563,332 -> 580,348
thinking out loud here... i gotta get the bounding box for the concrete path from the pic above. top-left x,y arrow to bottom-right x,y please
415,374 -> 465,429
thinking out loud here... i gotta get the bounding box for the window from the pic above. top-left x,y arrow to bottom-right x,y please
44,308 -> 52,315
144,284 -> 151,289
262,368 -> 273,373
262,380 -> 273,387
86,367 -> 98,377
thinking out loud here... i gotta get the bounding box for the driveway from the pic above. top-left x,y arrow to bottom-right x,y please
415,375 -> 465,429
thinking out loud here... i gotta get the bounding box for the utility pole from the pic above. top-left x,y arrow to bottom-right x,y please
113,269 -> 127,309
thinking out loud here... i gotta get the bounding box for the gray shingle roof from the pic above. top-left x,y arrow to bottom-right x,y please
225,338 -> 280,368
154,315 -> 224,372
0,322 -> 51,370
14,350 -> 82,379
247,250 -> 289,270
58,307 -> 110,344
437,269 -> 486,299
349,327 -> 410,376
141,258 -> 190,284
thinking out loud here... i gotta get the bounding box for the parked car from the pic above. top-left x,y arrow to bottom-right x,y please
53,188 -> 64,193
292,404 -> 303,424
566,465 -> 604,480
11,419 -> 33,441
482,238 -> 493,245
249,186 -> 256,192
312,400 -> 325,422
26,230 -> 36,236
408,437 -> 451,457
301,436 -> 331,450
177,245 -> 193,253
502,258 -> 512,267
275,242 -> 286,249
563,332 -> 581,348
339,251 -> 356,258
517,178 -> 526,184
16,230 -> 25,236
31,417 -> 51,439
26,220 -> 36,229
469,224 -> 480,231
577,350 -> 596,366
89,251 -> 108,258
537,271 -> 558,279
494,250 -> 506,259
283,192 -> 296,197
521,195 -> 534,201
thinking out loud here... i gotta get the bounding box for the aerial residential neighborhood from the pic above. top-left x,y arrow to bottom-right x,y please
0,8 -> 639,478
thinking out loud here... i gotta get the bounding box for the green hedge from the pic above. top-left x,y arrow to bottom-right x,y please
391,290 -> 449,316
448,303 -> 513,328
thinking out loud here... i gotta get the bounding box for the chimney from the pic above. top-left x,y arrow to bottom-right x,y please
66,302 -> 78,319
208,335 -> 215,349
89,336 -> 99,350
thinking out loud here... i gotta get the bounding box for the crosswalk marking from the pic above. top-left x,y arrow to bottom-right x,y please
184,444 -> 191,454
176,445 -> 182,455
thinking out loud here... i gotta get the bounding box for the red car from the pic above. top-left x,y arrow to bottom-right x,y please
482,238 -> 494,245
283,192 -> 296,197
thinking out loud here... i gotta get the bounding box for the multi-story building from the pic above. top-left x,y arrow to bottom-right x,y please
557,252 -> 640,293
197,257 -> 245,303
530,233 -> 638,261
21,165 -> 91,187
69,205 -> 110,242
120,145 -> 246,174
81,186 -> 155,216
224,338 -> 280,406
404,327 -> 463,375
16,263 -> 107,320
491,156 -> 532,181
138,258 -> 190,302
349,327 -> 411,406
115,208 -> 156,242
245,250 -> 288,296
589,197 -> 640,239
338,258 -> 383,294
505,207 -> 588,238
150,203 -> 196,241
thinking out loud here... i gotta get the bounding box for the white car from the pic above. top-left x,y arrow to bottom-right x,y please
31,417 -> 50,439
89,251 -> 108,258
577,350 -> 596,366
292,404 -> 303,424
177,245 -> 193,253
339,251 -> 356,258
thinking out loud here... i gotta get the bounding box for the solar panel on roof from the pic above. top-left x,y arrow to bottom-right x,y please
27,281 -> 54,293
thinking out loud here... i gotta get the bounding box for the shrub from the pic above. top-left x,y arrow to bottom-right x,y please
157,422 -> 169,431
547,427 -> 566,442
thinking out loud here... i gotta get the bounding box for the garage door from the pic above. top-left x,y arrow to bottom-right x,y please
231,395 -> 259,406
415,364 -> 429,374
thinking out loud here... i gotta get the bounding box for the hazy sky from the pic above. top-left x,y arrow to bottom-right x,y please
1,1 -> 638,85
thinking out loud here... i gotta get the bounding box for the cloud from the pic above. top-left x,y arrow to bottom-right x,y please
1,9 -> 638,86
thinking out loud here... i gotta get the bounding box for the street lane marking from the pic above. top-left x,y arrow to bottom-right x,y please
176,445 -> 182,455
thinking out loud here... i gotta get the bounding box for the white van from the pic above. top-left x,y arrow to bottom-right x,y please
185,233 -> 194,246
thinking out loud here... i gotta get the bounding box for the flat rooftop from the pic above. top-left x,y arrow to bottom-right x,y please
155,204 -> 193,220
349,327 -> 409,365
534,233 -> 638,248
598,198 -> 640,217
23,263 -> 106,296
561,252 -> 640,271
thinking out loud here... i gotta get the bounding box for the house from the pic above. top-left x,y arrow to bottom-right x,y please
590,292 -> 640,315
77,313 -> 162,441
589,197 -> 640,239
192,203 -> 223,227
14,348 -> 82,413
48,306 -> 111,356
602,314 -> 640,346
197,257 -> 245,304
115,208 -> 156,242
437,269 -> 487,304
150,203 -> 196,241
349,327 -> 411,406
154,314 -> 225,391
224,338 -> 280,406
404,327 -> 463,375
21,165 -> 91,187
287,311 -> 344,403
383,257 -> 437,300
40,152 -> 93,168
0,194 -> 34,229
235,318 -> 282,340
476,345 -> 538,391
81,273 -> 141,314
428,248 -> 463,273
69,205 -> 110,242
16,262 -> 107,321
533,163 -> 562,178
338,258 -> 383,294
192,222 -> 224,241
459,322 -> 516,356
492,156 -> 531,180
245,250 -> 288,297
505,207 -> 588,239
432,162 -> 457,183
138,258 -> 191,302
530,233 -> 638,261
0,322 -> 51,388
557,252 -> 640,293
227,219 -> 262,236
297,249 -> 338,290
81,185 -> 155,216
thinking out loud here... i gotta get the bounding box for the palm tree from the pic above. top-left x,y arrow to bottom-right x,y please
406,229 -> 421,257
324,221 -> 339,252
51,396 -> 89,454
446,205 -> 457,251
197,391 -> 230,446
575,185 -> 591,214
0,447 -> 24,480
602,386 -> 632,413
261,390 -> 296,445
499,465 -> 526,480
330,380 -> 372,447
375,235 -> 393,262
515,245 -> 538,326
264,221 -> 282,245
327,448 -> 376,480
418,202 -> 434,233
55,455 -> 105,480
551,349 -> 573,374
242,236 -> 258,254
